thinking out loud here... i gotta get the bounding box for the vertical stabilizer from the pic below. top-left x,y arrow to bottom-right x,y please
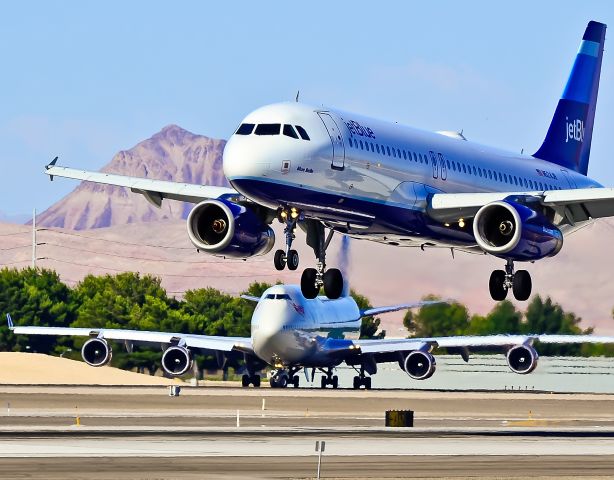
533,21 -> 606,175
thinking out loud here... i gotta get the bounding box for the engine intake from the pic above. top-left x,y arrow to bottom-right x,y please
506,344 -> 539,374
161,346 -> 193,377
187,199 -> 274,258
81,338 -> 112,367
473,200 -> 563,261
403,351 -> 436,380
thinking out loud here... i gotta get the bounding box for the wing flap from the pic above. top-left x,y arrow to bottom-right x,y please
429,188 -> 614,225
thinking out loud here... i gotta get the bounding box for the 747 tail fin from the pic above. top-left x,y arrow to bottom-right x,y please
533,21 -> 607,175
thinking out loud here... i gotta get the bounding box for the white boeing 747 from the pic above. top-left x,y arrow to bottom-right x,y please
8,284 -> 614,389
45,21 -> 610,301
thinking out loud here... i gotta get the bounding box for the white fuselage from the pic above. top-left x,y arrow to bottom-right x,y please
250,284 -> 360,367
223,102 -> 599,248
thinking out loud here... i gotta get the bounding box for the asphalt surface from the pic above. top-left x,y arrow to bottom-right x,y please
1,385 -> 613,478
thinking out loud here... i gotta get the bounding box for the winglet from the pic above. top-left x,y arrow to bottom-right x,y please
46,156 -> 58,181
6,314 -> 14,329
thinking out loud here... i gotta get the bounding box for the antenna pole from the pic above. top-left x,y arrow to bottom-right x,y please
32,208 -> 36,269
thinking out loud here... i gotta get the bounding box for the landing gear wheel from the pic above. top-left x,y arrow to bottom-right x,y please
331,375 -> 339,389
241,374 -> 250,388
277,374 -> 288,388
364,377 -> 372,390
489,269 -> 507,301
512,270 -> 532,301
301,268 -> 319,299
292,375 -> 300,388
353,376 -> 360,390
320,376 -> 328,389
323,268 -> 343,299
274,250 -> 286,271
287,249 -> 299,271
252,375 -> 261,387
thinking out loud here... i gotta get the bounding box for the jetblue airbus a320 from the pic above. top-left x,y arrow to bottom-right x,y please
45,21 -> 609,301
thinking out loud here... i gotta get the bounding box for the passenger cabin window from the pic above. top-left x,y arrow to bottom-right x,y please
283,124 -> 299,139
255,123 -> 281,135
295,125 -> 310,140
236,123 -> 255,135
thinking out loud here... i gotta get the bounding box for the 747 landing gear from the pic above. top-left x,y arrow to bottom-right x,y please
352,367 -> 372,390
489,259 -> 532,301
269,368 -> 301,388
319,367 -> 339,389
301,221 -> 344,300
273,208 -> 301,271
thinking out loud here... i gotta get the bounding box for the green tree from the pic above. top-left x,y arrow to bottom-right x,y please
403,295 -> 469,337
466,301 -> 523,335
73,272 -> 169,329
0,268 -> 76,353
523,296 -> 587,355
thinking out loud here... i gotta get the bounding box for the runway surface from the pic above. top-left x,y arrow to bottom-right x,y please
1,385 -> 613,478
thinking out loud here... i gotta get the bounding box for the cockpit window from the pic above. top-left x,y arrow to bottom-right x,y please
283,124 -> 299,139
235,123 -> 255,135
264,293 -> 292,300
255,123 -> 281,135
295,125 -> 310,140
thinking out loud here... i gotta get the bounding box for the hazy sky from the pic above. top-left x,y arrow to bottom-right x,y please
1,1 -> 612,218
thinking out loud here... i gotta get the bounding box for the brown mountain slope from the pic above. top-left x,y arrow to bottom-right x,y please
37,125 -> 228,230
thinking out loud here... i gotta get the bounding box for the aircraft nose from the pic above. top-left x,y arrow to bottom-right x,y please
223,135 -> 270,180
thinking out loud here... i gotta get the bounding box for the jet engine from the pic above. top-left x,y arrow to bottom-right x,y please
473,200 -> 563,261
161,345 -> 193,376
187,199 -> 274,258
403,351 -> 436,380
506,344 -> 539,374
81,338 -> 112,367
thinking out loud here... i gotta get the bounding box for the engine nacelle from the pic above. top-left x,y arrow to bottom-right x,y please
506,344 -> 539,374
81,338 -> 112,367
473,200 -> 563,261
403,351 -> 436,380
187,199 -> 275,258
161,345 -> 193,377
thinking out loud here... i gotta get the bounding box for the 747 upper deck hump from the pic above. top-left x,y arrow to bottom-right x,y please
45,21 -> 610,302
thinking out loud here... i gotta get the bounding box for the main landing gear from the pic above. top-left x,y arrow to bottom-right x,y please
319,368 -> 339,389
489,259 -> 532,301
300,221 -> 344,300
241,373 -> 261,388
269,368 -> 301,389
273,209 -> 345,300
352,367 -> 372,390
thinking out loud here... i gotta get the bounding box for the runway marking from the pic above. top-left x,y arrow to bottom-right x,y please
2,437 -> 614,458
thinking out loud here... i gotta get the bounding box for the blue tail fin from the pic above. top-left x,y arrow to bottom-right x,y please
533,21 -> 607,175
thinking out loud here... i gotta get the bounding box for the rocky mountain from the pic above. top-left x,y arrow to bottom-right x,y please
37,125 -> 228,230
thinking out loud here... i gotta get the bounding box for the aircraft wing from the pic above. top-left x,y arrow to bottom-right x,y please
360,300 -> 446,317
352,333 -> 614,356
9,319 -> 253,354
44,158 -> 239,206
428,187 -> 614,225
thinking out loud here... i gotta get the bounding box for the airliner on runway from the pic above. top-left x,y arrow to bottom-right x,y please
45,21 -> 610,301
8,284 -> 614,389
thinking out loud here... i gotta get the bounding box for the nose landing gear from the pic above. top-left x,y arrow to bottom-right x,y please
269,368 -> 301,388
489,259 -> 532,301
273,208 -> 301,271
